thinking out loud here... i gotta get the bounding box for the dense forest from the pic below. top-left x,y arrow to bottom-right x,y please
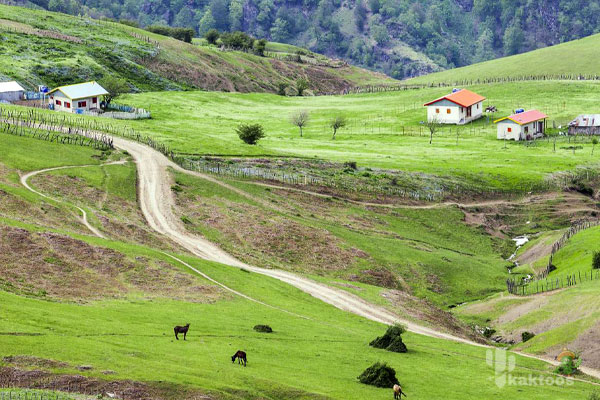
19,0 -> 600,79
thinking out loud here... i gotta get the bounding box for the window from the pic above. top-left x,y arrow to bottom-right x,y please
65,102 -> 70,108
56,100 -> 62,106
507,127 -> 512,133
78,101 -> 87,108
92,97 -> 97,104
447,108 -> 451,114
525,126 -> 529,133
477,103 -> 480,109
436,108 -> 440,114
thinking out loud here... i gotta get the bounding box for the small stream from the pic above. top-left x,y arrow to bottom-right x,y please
507,235 -> 529,273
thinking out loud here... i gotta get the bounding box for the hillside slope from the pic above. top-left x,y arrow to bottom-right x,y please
409,32 -> 600,85
0,4 -> 393,93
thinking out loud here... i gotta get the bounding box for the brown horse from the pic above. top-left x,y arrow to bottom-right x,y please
231,350 -> 247,367
393,384 -> 406,399
174,323 -> 190,340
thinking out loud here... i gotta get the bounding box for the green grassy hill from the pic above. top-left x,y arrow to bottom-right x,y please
0,132 -> 597,399
0,4 -> 393,93
409,33 -> 600,85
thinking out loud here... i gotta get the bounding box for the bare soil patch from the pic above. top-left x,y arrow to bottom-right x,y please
0,225 -> 223,302
0,367 -> 216,400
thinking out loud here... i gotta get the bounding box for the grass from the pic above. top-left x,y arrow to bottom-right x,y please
409,32 -> 600,85
172,171 -> 509,306
114,80 -> 600,192
550,225 -> 600,278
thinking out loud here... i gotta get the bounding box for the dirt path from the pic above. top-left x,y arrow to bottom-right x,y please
19,162 -> 127,239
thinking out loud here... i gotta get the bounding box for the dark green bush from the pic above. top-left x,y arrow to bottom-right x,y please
220,31 -> 255,50
253,324 -> 273,333
277,82 -> 288,96
204,29 -> 220,45
593,251 -> 600,270
236,124 -> 265,145
369,324 -> 407,353
521,331 -> 535,342
358,362 -> 399,388
146,26 -> 194,43
555,356 -> 581,375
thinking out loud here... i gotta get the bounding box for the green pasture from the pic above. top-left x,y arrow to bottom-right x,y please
116,80 -> 600,191
409,33 -> 600,85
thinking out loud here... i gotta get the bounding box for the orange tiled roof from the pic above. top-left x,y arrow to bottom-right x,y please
494,110 -> 548,125
424,89 -> 486,108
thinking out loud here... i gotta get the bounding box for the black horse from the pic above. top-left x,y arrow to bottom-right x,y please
174,323 -> 190,340
231,350 -> 247,367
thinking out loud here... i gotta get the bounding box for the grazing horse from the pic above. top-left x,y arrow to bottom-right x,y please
231,350 -> 247,367
174,323 -> 190,340
393,384 -> 406,399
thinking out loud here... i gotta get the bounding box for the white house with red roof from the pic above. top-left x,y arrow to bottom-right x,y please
48,81 -> 108,113
423,88 -> 486,125
494,110 -> 548,141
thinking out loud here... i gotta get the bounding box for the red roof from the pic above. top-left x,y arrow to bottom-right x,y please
424,89 -> 486,108
494,110 -> 548,125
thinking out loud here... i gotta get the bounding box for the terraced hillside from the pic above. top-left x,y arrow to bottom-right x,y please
0,5 -> 393,93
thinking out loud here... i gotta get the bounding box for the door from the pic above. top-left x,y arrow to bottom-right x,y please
467,106 -> 472,118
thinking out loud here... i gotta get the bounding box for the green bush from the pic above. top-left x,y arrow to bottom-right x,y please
221,31 -> 255,50
593,251 -> 600,270
236,124 -> 265,145
369,324 -> 407,353
521,331 -> 535,342
146,26 -> 195,43
554,356 -> 581,375
204,29 -> 220,45
253,324 -> 273,333
358,362 -> 399,388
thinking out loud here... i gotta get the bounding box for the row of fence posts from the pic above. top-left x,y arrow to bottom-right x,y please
508,268 -> 600,296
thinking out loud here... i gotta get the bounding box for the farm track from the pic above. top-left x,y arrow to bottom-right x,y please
14,126 -> 600,383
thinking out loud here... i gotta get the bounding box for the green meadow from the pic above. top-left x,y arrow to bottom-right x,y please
116,80 -> 600,191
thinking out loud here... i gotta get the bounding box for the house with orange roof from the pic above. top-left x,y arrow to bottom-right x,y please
423,88 -> 486,125
494,110 -> 548,141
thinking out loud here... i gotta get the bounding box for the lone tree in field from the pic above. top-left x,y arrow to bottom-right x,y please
425,115 -> 442,145
236,123 -> 265,145
204,29 -> 220,45
290,110 -> 310,137
100,77 -> 129,108
330,115 -> 347,140
296,78 -> 309,96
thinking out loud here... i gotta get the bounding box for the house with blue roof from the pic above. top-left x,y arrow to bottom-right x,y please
48,81 -> 108,113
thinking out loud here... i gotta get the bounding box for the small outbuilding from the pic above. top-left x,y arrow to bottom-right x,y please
423,88 -> 486,125
48,81 -> 108,113
494,110 -> 548,141
0,81 -> 25,102
568,114 -> 600,135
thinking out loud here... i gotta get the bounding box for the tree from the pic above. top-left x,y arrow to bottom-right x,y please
277,82 -> 288,96
270,18 -> 291,42
229,0 -> 244,31
253,39 -> 267,56
290,110 -> 310,137
425,115 -> 442,144
204,29 -> 220,45
99,77 -> 129,107
593,251 -> 600,270
330,115 -> 346,140
593,138 -> 598,155
236,123 -> 265,145
198,10 -> 216,36
296,78 -> 309,96
503,23 -> 524,56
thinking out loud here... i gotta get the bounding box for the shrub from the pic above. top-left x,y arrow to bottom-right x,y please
236,124 -> 265,145
588,392 -> 600,400
482,327 -> 496,338
593,251 -> 600,270
119,19 -> 139,28
369,324 -> 407,353
204,29 -> 220,45
277,82 -> 288,96
358,362 -> 399,388
253,39 -> 267,56
554,356 -> 581,375
296,78 -> 309,96
253,324 -> 273,333
344,161 -> 358,170
221,31 -> 255,50
146,26 -> 194,43
521,331 -> 535,342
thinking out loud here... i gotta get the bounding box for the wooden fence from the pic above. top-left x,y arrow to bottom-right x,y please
507,219 -> 600,295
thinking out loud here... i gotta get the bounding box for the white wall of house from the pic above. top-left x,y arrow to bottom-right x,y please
497,120 -> 544,141
427,100 -> 484,124
50,92 -> 100,113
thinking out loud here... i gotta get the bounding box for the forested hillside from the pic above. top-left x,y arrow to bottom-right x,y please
13,0 -> 600,79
